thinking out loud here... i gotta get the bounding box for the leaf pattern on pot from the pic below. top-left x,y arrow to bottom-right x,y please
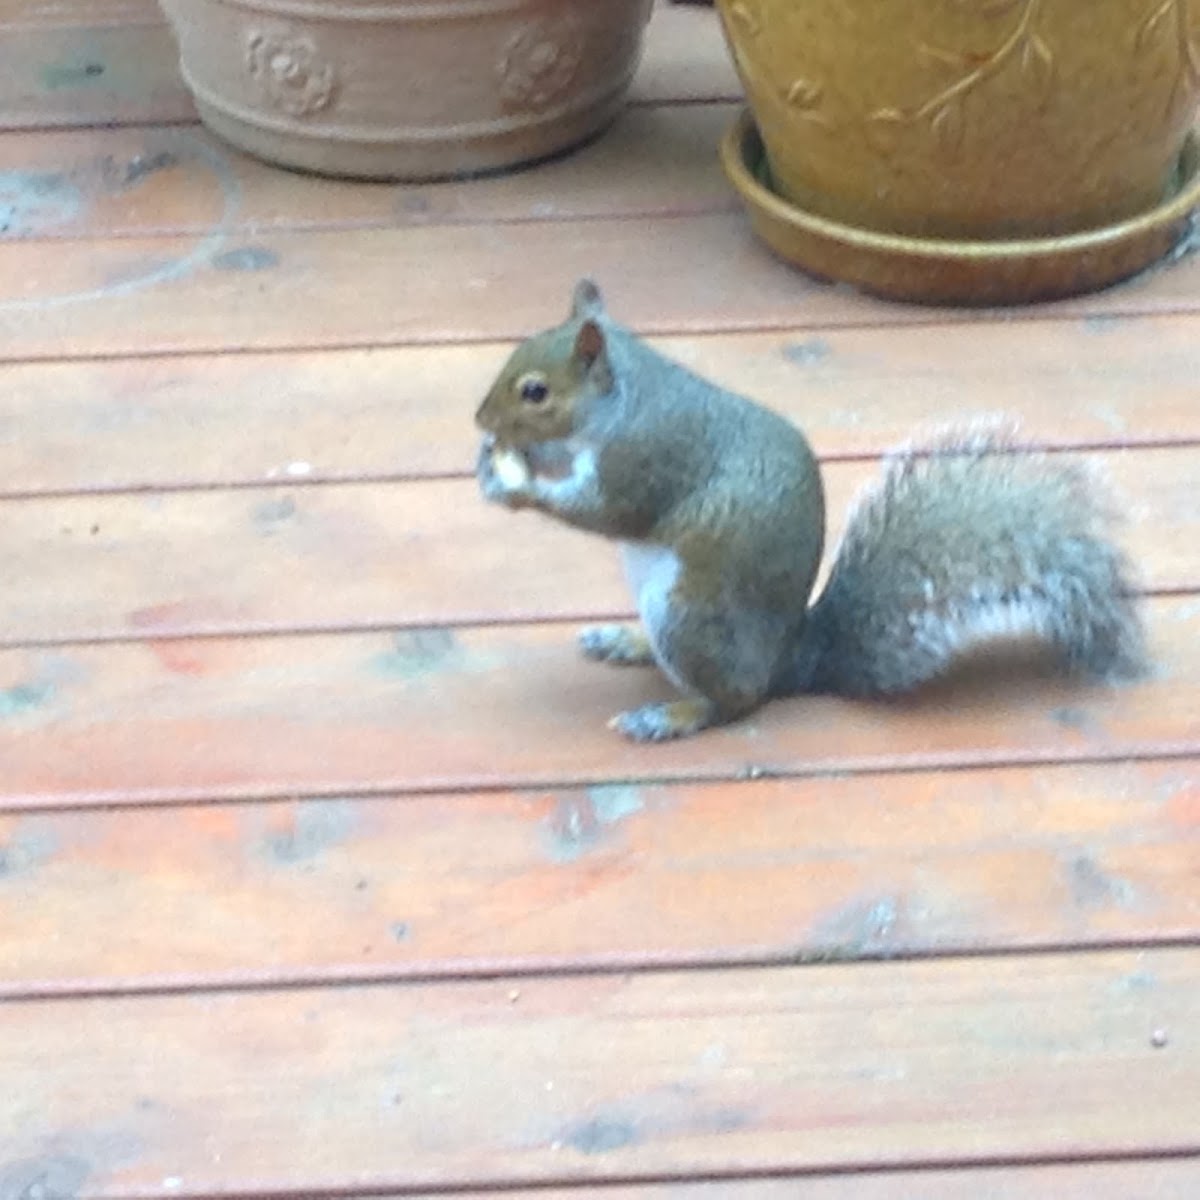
864,108 -> 907,155
863,0 -> 1053,157
727,1 -> 762,37
1020,32 -> 1055,101
1134,0 -> 1200,118
930,102 -> 966,156
782,77 -> 832,125
950,0 -> 1023,15
731,0 -> 1195,158
918,43 -> 973,71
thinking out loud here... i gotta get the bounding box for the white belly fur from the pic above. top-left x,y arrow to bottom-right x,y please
619,542 -> 685,689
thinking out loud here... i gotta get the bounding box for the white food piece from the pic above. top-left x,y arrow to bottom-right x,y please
492,445 -> 531,489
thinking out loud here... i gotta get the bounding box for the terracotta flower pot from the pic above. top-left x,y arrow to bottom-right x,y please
714,0 -> 1200,302
159,0 -> 655,180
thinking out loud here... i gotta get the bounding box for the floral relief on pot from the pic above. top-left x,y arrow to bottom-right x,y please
159,0 -> 657,179
497,16 -> 585,113
246,28 -> 337,118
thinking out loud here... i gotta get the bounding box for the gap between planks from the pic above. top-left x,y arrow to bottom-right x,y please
2,947 -> 1198,1192
2,212 -> 1200,364
0,445 -> 1190,648
0,105 -> 743,246
2,745 -> 1200,819
4,440 -> 1200,504
5,936 -> 1200,1006
0,596 -> 1197,812
4,317 -> 1200,498
204,1155 -> 1200,1200
2,753 -> 1199,998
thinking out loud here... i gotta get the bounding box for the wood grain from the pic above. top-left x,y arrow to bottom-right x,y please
4,206 -> 1200,363
2,315 -> 1198,497
3,2 -> 1199,1197
2,949 -> 1197,1194
0,213 -> 892,361
0,106 -> 739,244
0,1 -> 162,29
367,1160 -> 1200,1200
0,445 -> 1187,647
0,597 -> 1194,810
0,24 -> 190,130
3,759 -> 1197,995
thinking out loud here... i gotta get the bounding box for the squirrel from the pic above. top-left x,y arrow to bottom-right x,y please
475,279 -> 1146,742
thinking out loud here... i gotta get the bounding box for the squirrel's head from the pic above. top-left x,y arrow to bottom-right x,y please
475,279 -> 615,447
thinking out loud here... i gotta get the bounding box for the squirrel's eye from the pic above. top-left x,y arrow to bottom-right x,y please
519,376 -> 549,404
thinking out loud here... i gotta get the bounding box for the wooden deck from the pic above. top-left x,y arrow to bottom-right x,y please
2,3 -> 1199,1196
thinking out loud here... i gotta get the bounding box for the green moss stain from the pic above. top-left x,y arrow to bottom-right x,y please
41,61 -> 106,90
370,628 -> 461,680
0,681 -> 54,720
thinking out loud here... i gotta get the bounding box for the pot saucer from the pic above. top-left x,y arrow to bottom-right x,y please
720,109 -> 1200,306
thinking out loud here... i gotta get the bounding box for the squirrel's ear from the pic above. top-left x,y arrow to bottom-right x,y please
574,318 -> 606,367
573,319 -> 614,389
571,278 -> 605,319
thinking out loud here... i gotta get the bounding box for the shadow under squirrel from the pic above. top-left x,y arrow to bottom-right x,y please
475,280 -> 1146,741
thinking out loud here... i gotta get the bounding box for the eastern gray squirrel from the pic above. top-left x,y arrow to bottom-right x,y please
475,280 -> 1146,741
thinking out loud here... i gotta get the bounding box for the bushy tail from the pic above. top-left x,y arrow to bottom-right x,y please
790,422 -> 1147,697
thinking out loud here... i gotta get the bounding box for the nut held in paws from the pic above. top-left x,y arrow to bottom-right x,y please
492,446 -> 532,490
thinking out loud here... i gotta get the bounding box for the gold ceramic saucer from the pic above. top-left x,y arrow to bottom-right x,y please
720,110 -> 1200,306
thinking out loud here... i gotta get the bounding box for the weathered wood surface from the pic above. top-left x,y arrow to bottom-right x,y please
2,2 -> 1198,1197
0,107 -> 740,244
370,1163 -> 1200,1200
6,211 -> 1200,363
2,949 -> 1198,1195
3,759 -> 1197,995
1,598 -> 1196,809
3,317 -> 1199,497
0,446 -> 1187,647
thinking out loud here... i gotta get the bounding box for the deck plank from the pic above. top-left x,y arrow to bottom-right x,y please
0,1 -> 161,28
3,760 -> 1197,995
0,597 -> 1194,809
2,949 -> 1197,1193
0,446 -> 1189,647
0,24 -> 190,130
381,1161 -> 1200,1200
3,210 -> 1200,362
0,107 -> 738,243
2,316 -> 1199,497
2,2 -> 1198,1194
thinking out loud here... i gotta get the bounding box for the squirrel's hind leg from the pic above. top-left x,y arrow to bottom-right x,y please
579,624 -> 657,667
610,696 -> 725,742
608,599 -> 784,742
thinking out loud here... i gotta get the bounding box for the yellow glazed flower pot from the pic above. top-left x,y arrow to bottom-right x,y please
715,0 -> 1200,302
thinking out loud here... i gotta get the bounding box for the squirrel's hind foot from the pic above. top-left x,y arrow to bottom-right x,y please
579,624 -> 657,667
609,697 -> 725,741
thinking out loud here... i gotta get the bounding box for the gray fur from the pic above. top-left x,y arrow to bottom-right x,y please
477,282 -> 1148,739
792,424 -> 1147,696
578,624 -> 657,666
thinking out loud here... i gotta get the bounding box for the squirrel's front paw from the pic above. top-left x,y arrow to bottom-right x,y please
477,439 -> 535,510
609,698 -> 716,742
579,624 -> 656,667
